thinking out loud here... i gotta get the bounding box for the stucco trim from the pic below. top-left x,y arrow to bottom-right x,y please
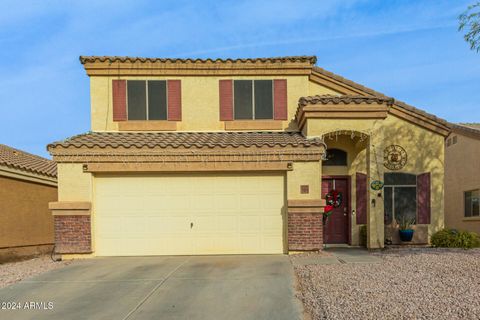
49,201 -> 91,216
0,165 -> 57,187
224,120 -> 283,130
118,121 -> 177,131
84,162 -> 293,172
296,104 -> 389,131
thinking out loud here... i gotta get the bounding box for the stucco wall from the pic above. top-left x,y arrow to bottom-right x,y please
90,75 -> 339,132
306,114 -> 445,247
445,133 -> 480,233
57,163 -> 93,202
0,176 -> 56,248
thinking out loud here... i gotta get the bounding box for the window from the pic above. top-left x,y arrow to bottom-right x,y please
233,80 -> 273,120
323,149 -> 347,166
446,138 -> 451,147
465,190 -> 480,217
452,135 -> 458,144
384,173 -> 417,225
127,80 -> 167,120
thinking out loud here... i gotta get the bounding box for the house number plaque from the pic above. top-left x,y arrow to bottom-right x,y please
383,145 -> 407,170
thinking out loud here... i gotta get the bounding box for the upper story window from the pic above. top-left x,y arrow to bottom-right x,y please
127,80 -> 167,120
234,80 -> 273,120
323,149 -> 347,166
111,79 -> 181,124
465,189 -> 480,217
219,79 -> 287,123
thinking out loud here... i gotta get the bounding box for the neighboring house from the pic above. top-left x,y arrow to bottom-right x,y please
445,123 -> 480,233
47,55 -> 449,258
0,144 -> 57,262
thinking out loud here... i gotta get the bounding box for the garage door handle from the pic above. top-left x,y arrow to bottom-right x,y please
190,222 -> 193,229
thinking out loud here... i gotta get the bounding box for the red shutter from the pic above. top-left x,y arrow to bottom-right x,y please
356,172 -> 367,224
273,79 -> 288,120
417,172 -> 431,224
219,80 -> 233,121
167,80 -> 182,121
112,80 -> 126,121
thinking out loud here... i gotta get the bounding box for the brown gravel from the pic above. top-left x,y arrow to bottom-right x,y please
294,248 -> 480,320
0,256 -> 74,289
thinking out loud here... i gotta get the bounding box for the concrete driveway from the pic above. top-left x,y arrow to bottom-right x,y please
0,255 -> 303,320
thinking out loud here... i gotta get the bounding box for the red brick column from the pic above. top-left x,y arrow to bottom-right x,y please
54,215 -> 92,254
49,202 -> 92,254
287,200 -> 324,251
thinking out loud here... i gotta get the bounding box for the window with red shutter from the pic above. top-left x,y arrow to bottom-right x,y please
112,80 -> 127,121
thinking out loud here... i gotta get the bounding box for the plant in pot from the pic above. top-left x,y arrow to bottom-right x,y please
397,216 -> 415,242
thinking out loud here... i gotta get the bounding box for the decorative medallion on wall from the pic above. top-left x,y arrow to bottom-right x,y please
383,145 -> 408,170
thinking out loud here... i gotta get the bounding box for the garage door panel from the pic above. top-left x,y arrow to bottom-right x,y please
94,173 -> 284,256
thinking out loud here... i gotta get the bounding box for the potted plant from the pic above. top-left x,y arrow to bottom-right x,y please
397,217 -> 415,242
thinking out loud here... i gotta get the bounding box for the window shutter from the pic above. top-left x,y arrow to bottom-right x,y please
112,80 -> 127,121
273,79 -> 288,120
167,80 -> 182,121
219,80 -> 233,121
356,173 -> 368,224
417,172 -> 431,224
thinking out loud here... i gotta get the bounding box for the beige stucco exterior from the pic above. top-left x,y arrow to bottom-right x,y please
445,131 -> 480,233
0,174 -> 57,261
51,56 -> 450,257
301,114 -> 445,246
90,75 -> 339,132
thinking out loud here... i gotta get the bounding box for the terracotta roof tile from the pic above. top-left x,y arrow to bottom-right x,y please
48,131 -> 325,150
459,123 -> 480,130
312,66 -> 449,126
80,56 -> 317,65
298,94 -> 394,107
0,144 -> 56,177
451,123 -> 480,139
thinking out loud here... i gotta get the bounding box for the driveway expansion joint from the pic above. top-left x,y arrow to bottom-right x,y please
121,257 -> 190,320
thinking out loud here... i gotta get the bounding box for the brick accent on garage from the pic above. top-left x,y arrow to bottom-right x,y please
287,200 -> 324,251
54,215 -> 92,254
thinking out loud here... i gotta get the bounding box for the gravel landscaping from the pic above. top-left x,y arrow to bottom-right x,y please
0,256 -> 74,289
294,248 -> 480,320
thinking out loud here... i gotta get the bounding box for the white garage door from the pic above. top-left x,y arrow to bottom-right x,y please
94,173 -> 285,256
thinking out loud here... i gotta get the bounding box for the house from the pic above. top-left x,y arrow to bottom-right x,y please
0,144 -> 57,262
47,56 -> 449,258
445,123 -> 480,233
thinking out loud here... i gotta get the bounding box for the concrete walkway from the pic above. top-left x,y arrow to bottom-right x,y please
0,255 -> 303,320
293,248 -> 383,265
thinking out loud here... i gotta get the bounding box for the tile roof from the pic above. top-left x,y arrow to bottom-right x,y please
311,66 -> 449,126
48,132 -> 325,150
451,123 -> 480,139
0,144 -> 57,178
459,123 -> 480,130
299,94 -> 394,107
79,56 -> 317,65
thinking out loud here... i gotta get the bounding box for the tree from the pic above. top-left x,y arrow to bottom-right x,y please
459,2 -> 480,52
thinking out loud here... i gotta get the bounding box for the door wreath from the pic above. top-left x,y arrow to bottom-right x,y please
323,190 -> 343,223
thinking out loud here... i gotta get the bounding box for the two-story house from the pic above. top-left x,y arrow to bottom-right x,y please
48,56 -> 449,258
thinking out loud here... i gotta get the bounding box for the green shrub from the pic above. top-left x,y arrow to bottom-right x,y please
359,225 -> 367,247
431,229 -> 480,249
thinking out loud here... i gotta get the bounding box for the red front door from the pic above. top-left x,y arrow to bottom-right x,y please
322,178 -> 349,244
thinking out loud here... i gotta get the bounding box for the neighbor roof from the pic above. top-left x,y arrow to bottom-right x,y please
79,56 -> 317,65
451,123 -> 480,139
48,132 -> 325,150
0,144 -> 57,178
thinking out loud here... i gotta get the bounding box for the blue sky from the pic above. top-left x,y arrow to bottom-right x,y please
1,0 -> 478,158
